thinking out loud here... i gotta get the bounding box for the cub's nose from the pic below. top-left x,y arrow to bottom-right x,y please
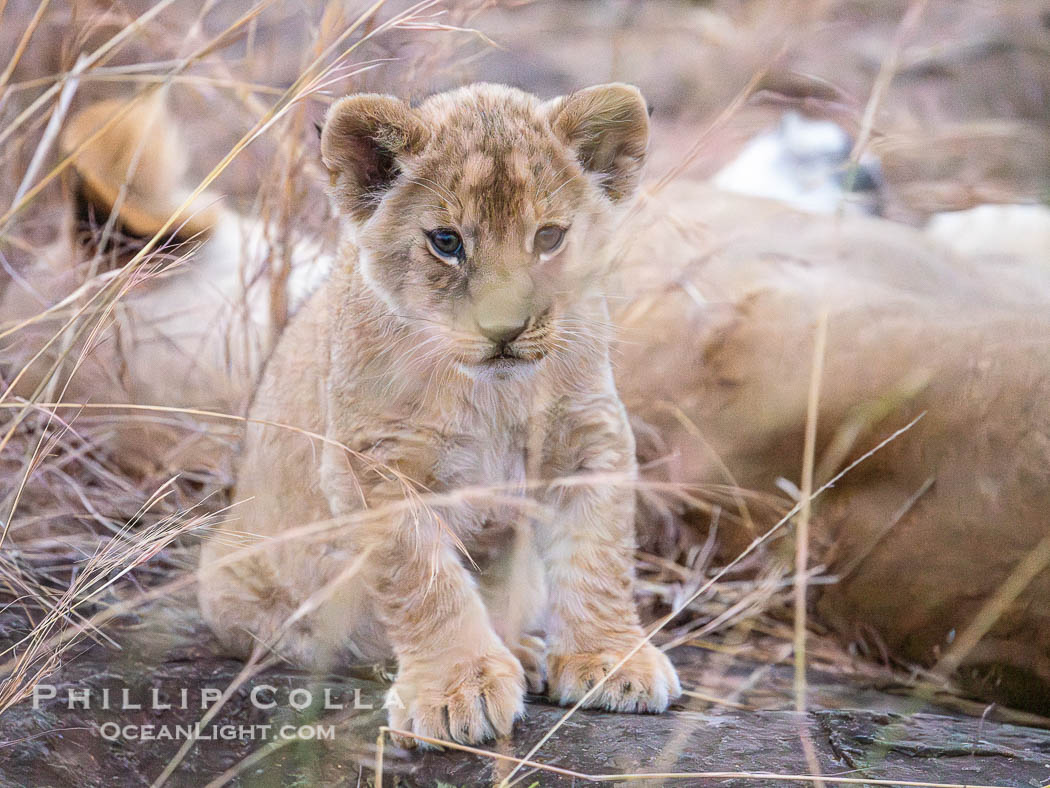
479,318 -> 527,345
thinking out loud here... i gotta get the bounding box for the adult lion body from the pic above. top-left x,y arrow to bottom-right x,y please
615,183 -> 1050,710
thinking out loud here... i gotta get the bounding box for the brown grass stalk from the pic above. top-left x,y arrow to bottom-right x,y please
378,726 -> 1015,788
841,0 -> 928,199
792,312 -> 828,785
150,648 -> 280,788
0,0 -> 52,91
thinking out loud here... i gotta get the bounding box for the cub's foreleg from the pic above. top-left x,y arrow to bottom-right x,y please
320,443 -> 525,747
540,395 -> 681,712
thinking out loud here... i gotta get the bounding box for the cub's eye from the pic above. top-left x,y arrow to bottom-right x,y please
535,224 -> 566,255
425,228 -> 464,261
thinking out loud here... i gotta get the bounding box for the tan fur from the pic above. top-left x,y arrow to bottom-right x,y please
197,83 -> 680,746
60,91 -> 223,241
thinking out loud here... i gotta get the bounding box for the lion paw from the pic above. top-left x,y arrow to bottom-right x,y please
547,642 -> 681,712
512,633 -> 548,695
387,645 -> 525,748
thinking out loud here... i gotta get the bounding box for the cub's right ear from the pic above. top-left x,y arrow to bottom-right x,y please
320,94 -> 429,221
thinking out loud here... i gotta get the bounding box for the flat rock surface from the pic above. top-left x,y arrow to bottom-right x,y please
0,599 -> 1047,786
3,628 -> 1049,787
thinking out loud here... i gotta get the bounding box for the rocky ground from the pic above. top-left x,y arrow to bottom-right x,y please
2,599 -> 1047,787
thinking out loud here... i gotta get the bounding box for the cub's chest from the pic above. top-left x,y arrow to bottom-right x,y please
434,428 -> 529,493
425,427 -> 533,539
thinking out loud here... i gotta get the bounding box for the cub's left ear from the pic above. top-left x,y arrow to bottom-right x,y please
547,83 -> 649,202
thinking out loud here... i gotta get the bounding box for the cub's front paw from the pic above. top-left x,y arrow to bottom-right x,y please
387,645 -> 525,748
547,642 -> 681,713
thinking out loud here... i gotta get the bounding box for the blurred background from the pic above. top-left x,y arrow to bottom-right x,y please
4,0 -> 1050,246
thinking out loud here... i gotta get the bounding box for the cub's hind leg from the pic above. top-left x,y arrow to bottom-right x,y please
197,543 -> 289,660
198,536 -> 388,670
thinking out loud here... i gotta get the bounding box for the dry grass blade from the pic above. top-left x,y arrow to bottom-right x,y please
934,533 -> 1050,680
655,400 -> 756,536
0,0 -> 183,149
841,0 -> 928,196
644,63 -> 774,200
792,312 -> 828,786
0,490 -> 231,712
200,734 -> 299,788
10,53 -> 84,206
0,0 -> 52,91
379,726 -> 1015,788
794,312 -> 827,713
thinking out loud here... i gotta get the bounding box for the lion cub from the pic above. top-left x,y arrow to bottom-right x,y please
198,83 -> 680,745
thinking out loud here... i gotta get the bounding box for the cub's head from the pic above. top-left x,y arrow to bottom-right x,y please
320,82 -> 648,380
